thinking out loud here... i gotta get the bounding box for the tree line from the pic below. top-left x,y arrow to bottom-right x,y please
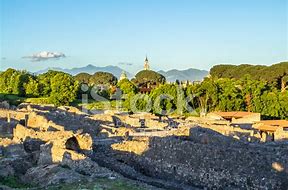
210,62 -> 288,91
0,69 -> 80,106
0,63 -> 287,119
120,76 -> 287,120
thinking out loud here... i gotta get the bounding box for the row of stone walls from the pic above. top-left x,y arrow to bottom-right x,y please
12,124 -> 92,150
111,132 -> 288,189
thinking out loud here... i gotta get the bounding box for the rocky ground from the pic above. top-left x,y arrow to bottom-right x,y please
0,103 -> 287,189
0,104 -> 164,190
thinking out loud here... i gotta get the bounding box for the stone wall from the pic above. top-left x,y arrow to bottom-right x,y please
12,124 -> 92,151
110,128 -> 288,189
275,128 -> 288,141
13,124 -> 73,143
26,112 -> 64,131
0,109 -> 27,121
231,113 -> 261,124
37,142 -> 87,165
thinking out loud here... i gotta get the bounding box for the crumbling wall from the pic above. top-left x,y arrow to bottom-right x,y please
74,133 -> 93,151
13,124 -> 92,150
275,128 -> 288,141
205,113 -> 224,120
0,109 -> 27,121
13,124 -> 74,143
38,141 -> 87,165
26,112 -> 64,131
196,124 -> 260,142
111,130 -> 288,189
111,137 -> 149,155
231,113 -> 261,124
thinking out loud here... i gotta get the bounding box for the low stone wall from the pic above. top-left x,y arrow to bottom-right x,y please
0,109 -> 27,121
13,124 -> 92,151
38,142 -> 87,165
1,106 -> 101,136
26,112 -> 64,131
13,124 -> 73,143
275,128 -> 288,141
110,130 -> 288,189
232,113 -> 261,124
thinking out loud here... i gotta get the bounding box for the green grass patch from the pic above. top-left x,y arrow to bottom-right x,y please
0,94 -> 26,106
0,94 -> 52,106
0,176 -> 32,189
25,97 -> 51,104
79,100 -> 126,111
182,109 -> 200,117
46,178 -> 150,190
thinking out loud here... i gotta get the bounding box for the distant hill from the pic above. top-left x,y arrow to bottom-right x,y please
158,68 -> 209,82
35,64 -> 133,79
35,65 -> 209,81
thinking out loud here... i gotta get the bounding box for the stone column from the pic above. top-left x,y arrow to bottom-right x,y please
27,105 -> 32,111
250,130 -> 254,137
7,113 -> 11,123
25,114 -> 29,127
261,132 -> 267,143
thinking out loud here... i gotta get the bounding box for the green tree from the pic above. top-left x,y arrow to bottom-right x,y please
134,70 -> 166,85
281,75 -> 288,92
210,64 -> 237,78
49,73 -> 79,106
24,76 -> 40,97
279,91 -> 288,119
215,79 -> 244,111
117,79 -> 138,94
150,84 -> 185,115
209,62 -> 288,90
0,68 -> 18,93
38,70 -> 62,97
90,86 -> 111,100
74,73 -> 91,84
260,91 -> 281,119
237,76 -> 269,113
89,72 -> 117,86
186,78 -> 219,114
0,68 -> 31,96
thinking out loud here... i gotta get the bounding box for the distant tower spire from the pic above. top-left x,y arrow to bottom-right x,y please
144,55 -> 150,70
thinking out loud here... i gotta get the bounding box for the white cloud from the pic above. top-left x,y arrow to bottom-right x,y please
23,51 -> 66,62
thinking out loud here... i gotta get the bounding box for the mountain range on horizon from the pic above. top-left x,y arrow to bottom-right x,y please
35,64 -> 133,79
35,64 -> 209,82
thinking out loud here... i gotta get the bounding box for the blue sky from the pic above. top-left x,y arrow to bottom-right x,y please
0,0 -> 287,73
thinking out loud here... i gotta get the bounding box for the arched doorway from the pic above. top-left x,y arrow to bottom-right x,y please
65,136 -> 81,152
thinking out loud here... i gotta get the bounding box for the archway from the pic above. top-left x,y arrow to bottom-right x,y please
65,136 -> 81,152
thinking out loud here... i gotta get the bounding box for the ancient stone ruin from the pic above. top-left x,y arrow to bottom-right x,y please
0,105 -> 116,188
0,104 -> 288,189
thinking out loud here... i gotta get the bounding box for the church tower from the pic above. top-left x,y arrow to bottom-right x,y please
144,56 -> 150,70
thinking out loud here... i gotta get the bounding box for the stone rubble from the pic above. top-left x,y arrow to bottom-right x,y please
0,104 -> 287,189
